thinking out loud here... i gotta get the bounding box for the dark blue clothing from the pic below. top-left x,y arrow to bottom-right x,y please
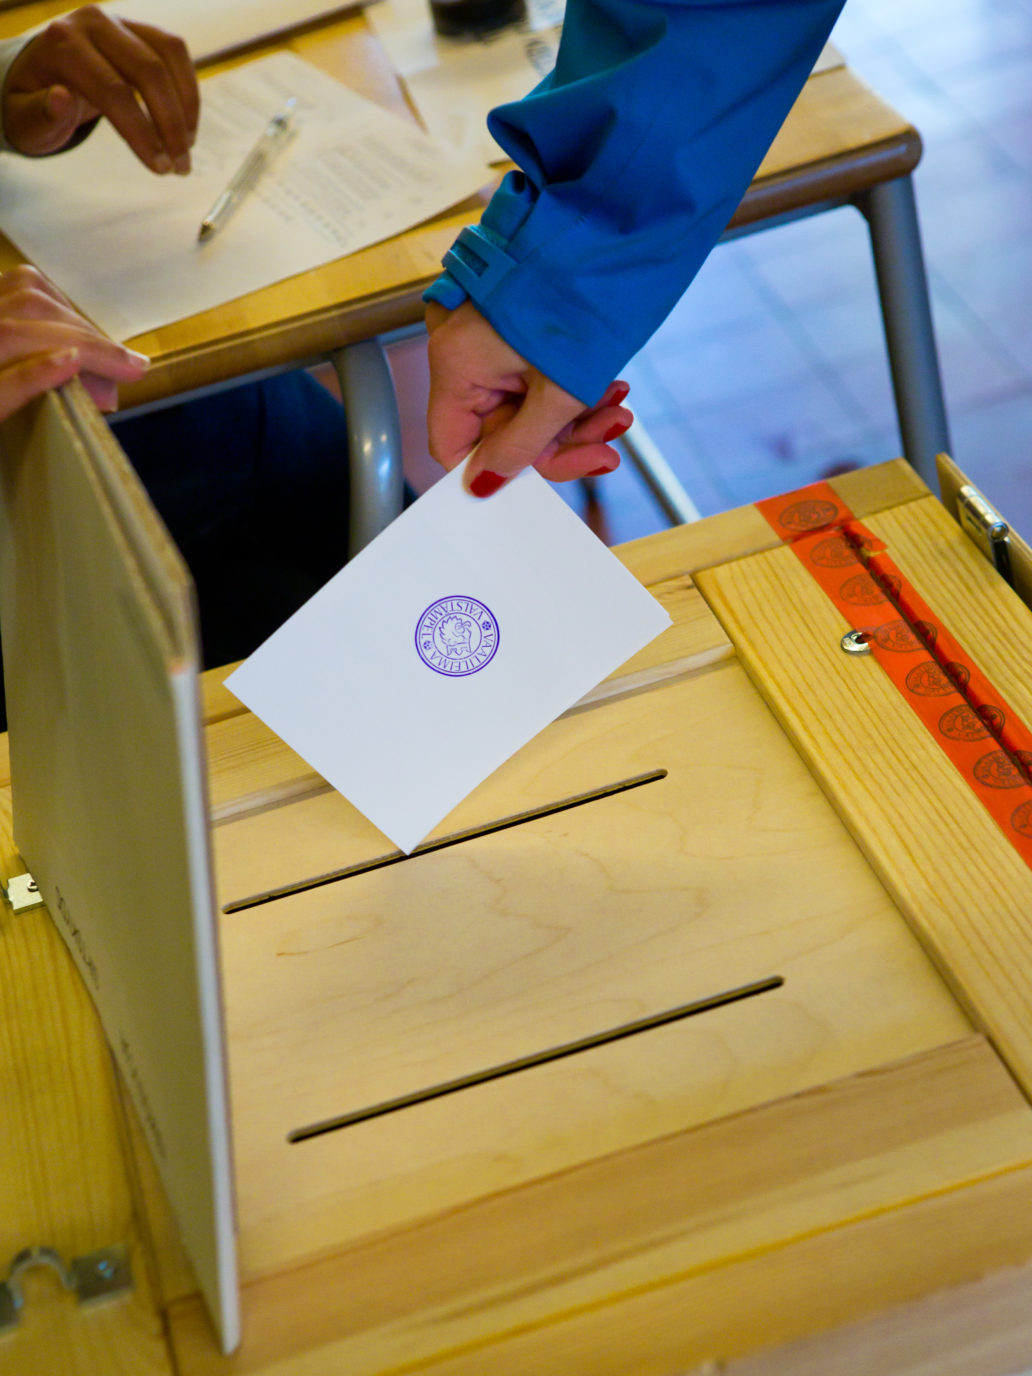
111,372 -> 351,669
0,372 -> 349,731
425,0 -> 846,403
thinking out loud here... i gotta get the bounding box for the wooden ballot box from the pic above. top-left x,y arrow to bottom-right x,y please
3,384 -> 1032,1375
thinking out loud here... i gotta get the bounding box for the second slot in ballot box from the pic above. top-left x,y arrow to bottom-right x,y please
3,384 -> 1032,1373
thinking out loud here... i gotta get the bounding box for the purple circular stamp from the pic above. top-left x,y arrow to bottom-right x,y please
415,596 -> 499,677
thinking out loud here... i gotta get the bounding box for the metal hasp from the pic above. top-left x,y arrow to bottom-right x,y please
0,1245 -> 132,1332
957,483 -> 1013,585
5,872 -> 43,913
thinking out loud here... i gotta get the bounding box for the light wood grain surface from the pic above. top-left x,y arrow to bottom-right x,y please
697,499 -> 1032,1102
728,1253 -> 1032,1376
0,806 -> 172,1376
167,1036 -> 1032,1375
5,451 -> 1032,1374
204,573 -> 732,825
213,657 -> 969,1280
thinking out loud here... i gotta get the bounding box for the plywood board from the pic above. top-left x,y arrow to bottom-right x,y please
216,660 -> 969,1277
167,1037 -> 1032,1375
0,386 -> 237,1350
0,806 -> 172,1376
697,531 -> 1032,1097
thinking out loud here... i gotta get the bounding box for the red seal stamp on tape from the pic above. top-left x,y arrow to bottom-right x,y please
973,750 -> 1025,789
838,571 -> 888,606
1011,800 -> 1032,837
809,534 -> 859,568
938,704 -> 991,742
778,498 -> 840,533
905,661 -> 957,697
873,620 -> 923,653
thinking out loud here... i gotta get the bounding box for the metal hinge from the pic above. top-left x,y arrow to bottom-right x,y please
0,1245 -> 132,1331
957,483 -> 1013,585
3,873 -> 44,913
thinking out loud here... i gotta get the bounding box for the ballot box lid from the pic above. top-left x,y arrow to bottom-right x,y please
0,382 -> 238,1352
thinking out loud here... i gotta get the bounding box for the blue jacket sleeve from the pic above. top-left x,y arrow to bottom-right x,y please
424,0 -> 846,404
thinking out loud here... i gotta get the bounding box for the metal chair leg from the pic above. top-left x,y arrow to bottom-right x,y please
617,417 -> 701,526
330,339 -> 405,557
855,175 -> 952,489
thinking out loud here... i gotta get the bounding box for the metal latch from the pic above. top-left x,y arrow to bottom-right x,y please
957,483 -> 1012,585
0,1245 -> 131,1331
4,873 -> 44,913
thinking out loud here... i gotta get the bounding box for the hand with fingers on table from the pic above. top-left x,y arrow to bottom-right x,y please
426,300 -> 632,498
0,4 -> 198,173
0,265 -> 148,421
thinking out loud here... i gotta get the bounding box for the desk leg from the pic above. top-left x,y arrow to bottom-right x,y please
330,340 -> 405,557
856,175 -> 952,490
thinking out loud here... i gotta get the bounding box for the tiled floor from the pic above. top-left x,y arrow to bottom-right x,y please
571,0 -> 1032,546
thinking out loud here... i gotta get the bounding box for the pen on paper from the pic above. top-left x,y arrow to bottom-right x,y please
197,98 -> 297,243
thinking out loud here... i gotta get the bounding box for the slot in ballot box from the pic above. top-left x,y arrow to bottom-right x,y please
5,382 -> 1032,1374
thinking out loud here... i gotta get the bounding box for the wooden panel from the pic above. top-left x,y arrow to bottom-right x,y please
727,1255 -> 1032,1376
167,1037 -> 1032,1375
211,466 -> 924,903
696,537 -> 1032,1096
201,665 -> 246,726
614,460 -> 928,588
0,801 -> 172,1376
218,660 -> 968,1276
872,495 -> 1032,723
202,644 -> 807,906
0,385 -> 237,1348
196,542 -> 737,732
206,574 -> 729,824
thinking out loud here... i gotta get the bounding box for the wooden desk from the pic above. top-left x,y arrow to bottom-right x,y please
6,458 -> 1032,1374
0,5 -> 949,487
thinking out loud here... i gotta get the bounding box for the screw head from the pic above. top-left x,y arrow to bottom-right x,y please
840,629 -> 872,656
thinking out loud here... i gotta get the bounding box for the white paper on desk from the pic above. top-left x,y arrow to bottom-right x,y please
369,0 -> 841,165
0,51 -> 489,341
367,0 -> 561,162
224,463 -> 672,855
94,0 -> 369,63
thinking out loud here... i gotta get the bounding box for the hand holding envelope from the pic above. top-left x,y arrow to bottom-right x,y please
226,460 -> 671,854
426,300 -> 633,497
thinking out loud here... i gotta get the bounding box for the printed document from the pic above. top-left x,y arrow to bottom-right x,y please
225,461 -> 672,855
367,0 -> 840,165
367,0 -> 562,162
94,1 -> 365,63
0,51 -> 489,340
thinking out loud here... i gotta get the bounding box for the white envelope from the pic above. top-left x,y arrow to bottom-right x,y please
225,462 -> 672,853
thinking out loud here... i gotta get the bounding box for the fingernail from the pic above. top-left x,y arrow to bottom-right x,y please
603,421 -> 630,443
124,349 -> 150,368
469,470 -> 507,498
612,382 -> 630,405
173,154 -> 191,175
586,465 -> 615,477
153,152 -> 172,174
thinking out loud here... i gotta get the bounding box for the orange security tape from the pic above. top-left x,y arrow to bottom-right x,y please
758,482 -> 1032,868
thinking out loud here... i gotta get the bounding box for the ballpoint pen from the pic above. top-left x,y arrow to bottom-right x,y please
197,98 -> 297,243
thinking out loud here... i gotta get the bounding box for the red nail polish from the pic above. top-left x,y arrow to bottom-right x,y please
586,466 -> 615,477
612,382 -> 630,405
602,421 -> 630,443
469,469 -> 506,498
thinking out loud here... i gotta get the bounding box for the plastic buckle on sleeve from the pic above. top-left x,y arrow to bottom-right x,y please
442,226 -> 517,298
